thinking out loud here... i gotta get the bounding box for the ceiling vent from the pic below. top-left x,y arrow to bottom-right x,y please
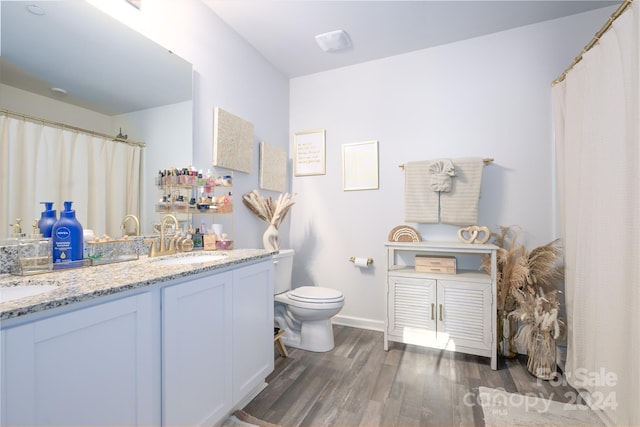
315,30 -> 352,52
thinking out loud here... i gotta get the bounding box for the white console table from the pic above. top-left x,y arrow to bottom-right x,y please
384,241 -> 498,370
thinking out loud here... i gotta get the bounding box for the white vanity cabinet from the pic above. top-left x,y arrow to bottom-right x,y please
162,272 -> 233,426
161,259 -> 274,426
385,241 -> 498,370
1,293 -> 157,426
1,256 -> 275,427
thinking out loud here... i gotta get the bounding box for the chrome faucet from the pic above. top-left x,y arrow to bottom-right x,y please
120,214 -> 140,237
149,214 -> 179,257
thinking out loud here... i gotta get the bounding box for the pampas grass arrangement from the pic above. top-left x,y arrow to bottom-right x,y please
482,226 -> 565,378
242,190 -> 294,228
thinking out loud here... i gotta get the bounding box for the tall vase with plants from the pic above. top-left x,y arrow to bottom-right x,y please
242,190 -> 294,251
482,226 -> 565,378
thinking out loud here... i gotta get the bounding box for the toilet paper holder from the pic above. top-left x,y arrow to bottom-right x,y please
349,256 -> 373,265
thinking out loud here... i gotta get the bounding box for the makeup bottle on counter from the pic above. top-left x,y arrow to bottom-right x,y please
192,228 -> 203,249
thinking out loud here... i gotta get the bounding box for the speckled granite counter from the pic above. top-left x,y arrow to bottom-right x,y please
0,249 -> 275,321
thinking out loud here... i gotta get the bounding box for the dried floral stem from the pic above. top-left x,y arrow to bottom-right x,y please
242,190 -> 295,228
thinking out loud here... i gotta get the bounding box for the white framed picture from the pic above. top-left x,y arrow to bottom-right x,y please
342,140 -> 379,191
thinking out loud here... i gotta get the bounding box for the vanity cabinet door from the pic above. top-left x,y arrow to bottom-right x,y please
162,272 -> 233,427
231,260 -> 274,404
1,293 -> 156,427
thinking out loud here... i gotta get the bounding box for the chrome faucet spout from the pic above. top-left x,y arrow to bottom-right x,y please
120,214 -> 140,236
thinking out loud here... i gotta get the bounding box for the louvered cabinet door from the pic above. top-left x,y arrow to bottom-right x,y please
387,276 -> 437,347
437,279 -> 492,353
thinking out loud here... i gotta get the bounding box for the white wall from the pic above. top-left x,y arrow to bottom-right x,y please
289,7 -> 616,330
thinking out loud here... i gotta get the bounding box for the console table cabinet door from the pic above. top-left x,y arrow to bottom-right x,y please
437,279 -> 492,352
387,276 -> 437,348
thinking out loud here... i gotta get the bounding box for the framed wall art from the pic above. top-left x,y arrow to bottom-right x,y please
213,107 -> 254,173
259,141 -> 287,192
293,130 -> 325,176
342,140 -> 379,191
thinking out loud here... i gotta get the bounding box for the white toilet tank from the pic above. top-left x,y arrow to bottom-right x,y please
273,249 -> 295,295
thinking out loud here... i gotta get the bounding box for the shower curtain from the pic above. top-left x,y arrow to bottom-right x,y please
0,113 -> 143,239
552,2 -> 639,425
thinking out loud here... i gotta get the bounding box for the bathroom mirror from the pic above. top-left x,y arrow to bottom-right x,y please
0,0 -> 193,236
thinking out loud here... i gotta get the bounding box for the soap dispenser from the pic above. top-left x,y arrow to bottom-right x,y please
52,201 -> 84,267
38,202 -> 57,238
12,220 -> 53,275
8,218 -> 26,241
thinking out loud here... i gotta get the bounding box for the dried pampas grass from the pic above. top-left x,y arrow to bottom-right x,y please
242,190 -> 295,228
482,225 -> 565,365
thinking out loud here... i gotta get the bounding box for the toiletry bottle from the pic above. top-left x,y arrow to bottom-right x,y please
52,201 -> 84,265
192,228 -> 203,249
38,202 -> 57,238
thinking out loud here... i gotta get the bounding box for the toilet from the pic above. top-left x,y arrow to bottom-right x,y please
273,249 -> 344,352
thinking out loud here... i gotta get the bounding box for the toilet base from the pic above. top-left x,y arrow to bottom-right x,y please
278,318 -> 335,352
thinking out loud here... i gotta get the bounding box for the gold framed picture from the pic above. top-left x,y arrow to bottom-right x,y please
293,130 -> 326,176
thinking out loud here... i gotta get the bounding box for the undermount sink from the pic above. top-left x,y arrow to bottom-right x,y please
0,284 -> 58,304
150,252 -> 228,266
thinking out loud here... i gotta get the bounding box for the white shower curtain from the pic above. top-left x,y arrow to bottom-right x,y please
552,2 -> 639,426
0,114 -> 143,239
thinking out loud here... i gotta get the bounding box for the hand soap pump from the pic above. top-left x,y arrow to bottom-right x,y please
38,202 -> 57,238
12,221 -> 53,275
52,201 -> 84,268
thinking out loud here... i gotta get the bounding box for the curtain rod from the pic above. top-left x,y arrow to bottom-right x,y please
552,0 -> 633,85
0,109 -> 146,148
399,158 -> 494,169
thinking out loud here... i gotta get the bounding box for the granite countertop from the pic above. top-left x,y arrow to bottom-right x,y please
0,249 -> 275,321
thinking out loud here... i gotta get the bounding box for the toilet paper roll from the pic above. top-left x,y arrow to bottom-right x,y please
353,257 -> 370,268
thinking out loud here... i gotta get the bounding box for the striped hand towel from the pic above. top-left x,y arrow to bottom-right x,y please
404,160 -> 439,223
439,157 -> 484,225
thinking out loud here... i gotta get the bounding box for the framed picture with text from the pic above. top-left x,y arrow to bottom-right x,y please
294,130 -> 326,176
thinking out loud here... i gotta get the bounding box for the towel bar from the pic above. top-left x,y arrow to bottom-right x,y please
399,158 -> 494,169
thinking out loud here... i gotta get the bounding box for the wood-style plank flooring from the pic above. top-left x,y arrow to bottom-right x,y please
243,325 -> 580,426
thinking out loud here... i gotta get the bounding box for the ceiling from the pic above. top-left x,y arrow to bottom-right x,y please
202,0 -> 620,78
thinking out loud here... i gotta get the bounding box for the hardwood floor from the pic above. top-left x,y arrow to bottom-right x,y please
243,325 -> 579,426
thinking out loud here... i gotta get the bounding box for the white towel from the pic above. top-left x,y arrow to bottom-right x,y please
404,160 -> 439,223
439,157 -> 484,225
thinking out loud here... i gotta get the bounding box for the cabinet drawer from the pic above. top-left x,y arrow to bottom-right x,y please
415,255 -> 456,273
415,265 -> 456,274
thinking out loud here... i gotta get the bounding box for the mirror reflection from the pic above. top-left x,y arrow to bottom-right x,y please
0,0 -> 193,239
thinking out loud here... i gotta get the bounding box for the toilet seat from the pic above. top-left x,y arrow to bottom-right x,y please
288,286 -> 344,304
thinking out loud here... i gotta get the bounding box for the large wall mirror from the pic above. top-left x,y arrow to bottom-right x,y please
0,0 -> 193,238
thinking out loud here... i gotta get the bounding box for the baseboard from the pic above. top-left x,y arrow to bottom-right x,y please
332,314 -> 384,332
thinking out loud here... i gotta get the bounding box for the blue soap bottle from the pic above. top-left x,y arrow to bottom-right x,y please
52,201 -> 84,265
38,202 -> 57,238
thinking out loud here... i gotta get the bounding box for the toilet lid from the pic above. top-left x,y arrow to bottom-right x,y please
288,286 -> 344,303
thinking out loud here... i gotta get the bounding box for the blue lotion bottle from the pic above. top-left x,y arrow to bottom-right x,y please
52,201 -> 84,266
38,202 -> 57,238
